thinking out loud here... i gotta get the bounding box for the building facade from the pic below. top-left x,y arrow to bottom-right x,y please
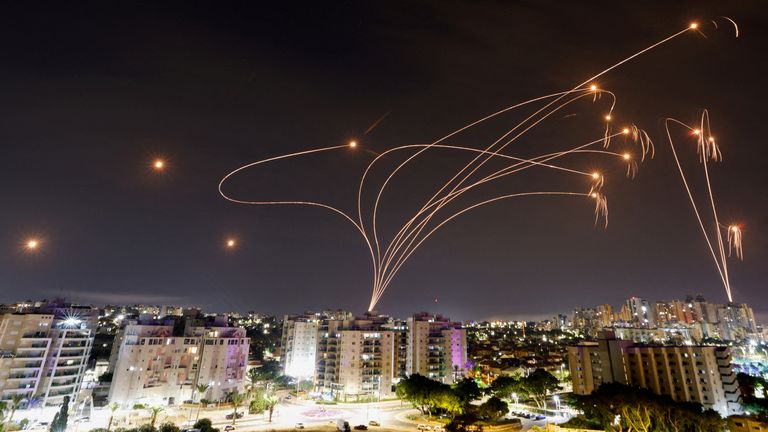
0,302 -> 96,406
568,331 -> 741,417
406,313 -> 467,383
108,314 -> 248,406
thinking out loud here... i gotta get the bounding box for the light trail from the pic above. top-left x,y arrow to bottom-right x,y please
664,113 -> 743,303
217,21 -> 740,311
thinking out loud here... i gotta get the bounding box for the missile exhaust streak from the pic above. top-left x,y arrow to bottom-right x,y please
665,112 -> 743,303
218,22 -> 743,310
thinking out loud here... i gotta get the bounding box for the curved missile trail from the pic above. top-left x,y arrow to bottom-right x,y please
664,112 -> 744,303
219,22 -> 741,310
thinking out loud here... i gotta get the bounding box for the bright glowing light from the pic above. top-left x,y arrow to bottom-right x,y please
623,153 -> 631,160
219,25 -> 694,311
693,129 -> 701,135
153,159 -> 165,170
26,239 -> 39,250
690,22 -> 698,30
728,225 -> 743,260
63,317 -> 81,327
226,238 -> 237,248
708,137 -> 715,142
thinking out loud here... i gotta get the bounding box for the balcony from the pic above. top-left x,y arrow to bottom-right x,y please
8,374 -> 39,380
22,333 -> 49,339
14,353 -> 46,360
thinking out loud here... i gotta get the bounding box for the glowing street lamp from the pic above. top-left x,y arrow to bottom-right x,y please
226,238 -> 237,249
152,159 -> 165,171
349,140 -> 358,148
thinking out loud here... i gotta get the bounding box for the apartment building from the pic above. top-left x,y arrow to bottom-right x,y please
567,331 -> 741,417
0,302 -> 96,406
315,313 -> 399,400
108,314 -> 248,406
624,345 -> 741,415
405,313 -> 467,384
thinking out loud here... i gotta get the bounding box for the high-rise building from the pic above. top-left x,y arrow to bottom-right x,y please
717,303 -> 756,341
281,314 -> 320,378
315,313 -> 400,400
0,301 -> 96,406
405,312 -> 467,383
312,311 -> 466,400
568,331 -> 742,417
108,314 -> 248,406
625,297 -> 654,328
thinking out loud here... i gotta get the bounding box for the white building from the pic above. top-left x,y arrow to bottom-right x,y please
108,315 -> 248,406
281,314 -> 320,378
0,302 -> 96,406
406,313 -> 467,384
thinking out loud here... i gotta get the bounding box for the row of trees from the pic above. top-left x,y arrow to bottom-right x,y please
396,368 -> 562,421
489,369 -> 560,409
565,383 -> 726,432
396,374 -> 508,422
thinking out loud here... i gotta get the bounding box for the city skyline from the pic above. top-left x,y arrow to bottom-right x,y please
2,1 -> 767,322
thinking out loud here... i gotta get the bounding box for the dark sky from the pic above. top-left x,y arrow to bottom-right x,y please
1,1 -> 766,322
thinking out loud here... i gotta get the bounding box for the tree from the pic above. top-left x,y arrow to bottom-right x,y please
433,387 -> 463,420
477,397 -> 508,421
489,376 -> 520,400
192,419 -> 219,432
194,384 -> 210,422
8,394 -> 25,421
396,374 -> 444,418
158,422 -> 180,432
567,382 -> 726,432
451,378 -> 481,406
50,396 -> 70,432
146,406 -> 164,428
107,403 -> 119,431
264,394 -> 279,423
227,391 -> 245,425
518,369 -> 558,408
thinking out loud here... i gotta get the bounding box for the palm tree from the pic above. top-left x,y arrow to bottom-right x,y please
107,403 -> 119,431
227,391 -> 245,425
264,394 -> 279,423
246,368 -> 260,398
8,394 -> 26,421
147,406 -> 164,428
194,384 -> 210,421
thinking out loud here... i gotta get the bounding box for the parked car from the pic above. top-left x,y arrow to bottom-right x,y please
224,426 -> 236,431
533,415 -> 546,421
417,425 -> 430,431
432,426 -> 444,432
353,425 -> 368,431
368,421 -> 380,427
295,423 -> 305,429
225,413 -> 244,420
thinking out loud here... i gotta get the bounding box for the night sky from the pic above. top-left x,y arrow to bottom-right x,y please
1,1 -> 766,321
